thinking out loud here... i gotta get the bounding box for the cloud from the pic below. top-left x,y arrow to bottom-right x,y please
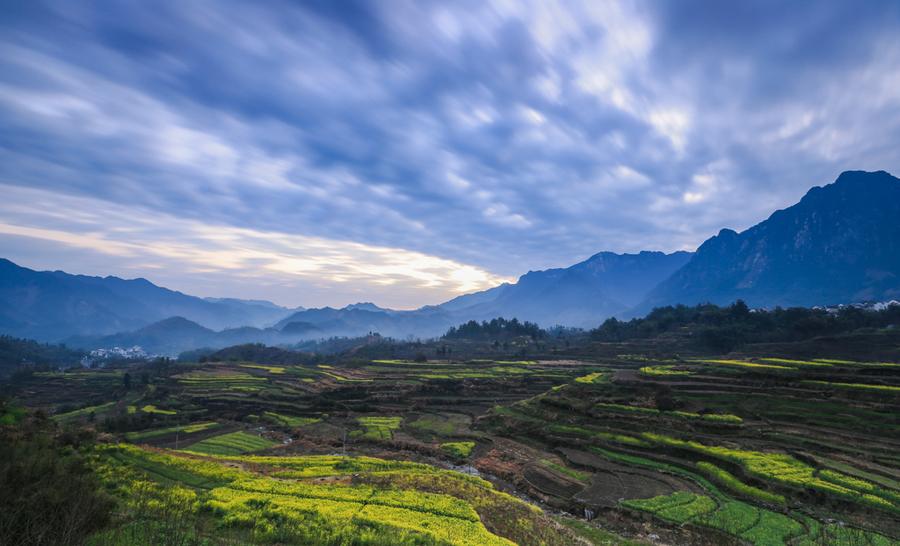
0,0 -> 899,306
0,185 -> 511,308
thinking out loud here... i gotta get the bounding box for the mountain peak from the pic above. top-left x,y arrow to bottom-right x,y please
639,170 -> 900,311
344,302 -> 385,312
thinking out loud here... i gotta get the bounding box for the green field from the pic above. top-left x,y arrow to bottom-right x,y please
182,431 -> 278,455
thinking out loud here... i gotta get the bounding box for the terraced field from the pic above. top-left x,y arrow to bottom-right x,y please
479,353 -> 900,545
89,443 -> 579,545
182,430 -> 278,455
7,352 -> 900,545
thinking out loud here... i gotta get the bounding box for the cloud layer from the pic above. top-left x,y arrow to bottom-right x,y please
1,1 -> 899,307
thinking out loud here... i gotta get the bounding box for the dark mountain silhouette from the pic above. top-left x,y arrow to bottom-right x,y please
637,170 -> 900,312
0,259 -> 293,341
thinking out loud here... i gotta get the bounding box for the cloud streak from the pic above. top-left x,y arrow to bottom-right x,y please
0,186 -> 510,308
1,1 -> 899,306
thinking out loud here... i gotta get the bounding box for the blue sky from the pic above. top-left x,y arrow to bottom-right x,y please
1,1 -> 899,308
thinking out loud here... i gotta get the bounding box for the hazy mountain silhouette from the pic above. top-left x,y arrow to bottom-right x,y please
3,170 -> 898,350
0,260 -> 293,341
442,251 -> 692,327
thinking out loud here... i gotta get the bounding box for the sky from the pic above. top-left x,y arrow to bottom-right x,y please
1,1 -> 900,309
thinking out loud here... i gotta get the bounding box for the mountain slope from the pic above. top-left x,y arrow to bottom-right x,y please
0,259 -> 293,341
638,170 -> 900,311
445,251 -> 693,327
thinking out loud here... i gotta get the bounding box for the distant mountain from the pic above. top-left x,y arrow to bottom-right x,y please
637,170 -> 900,312
266,251 -> 692,338
0,259 -> 294,341
67,316 -> 285,355
274,305 -> 454,339
439,251 -> 693,327
6,170 -> 897,350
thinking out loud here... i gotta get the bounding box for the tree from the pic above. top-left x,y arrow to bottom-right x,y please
0,422 -> 114,545
123,372 -> 132,390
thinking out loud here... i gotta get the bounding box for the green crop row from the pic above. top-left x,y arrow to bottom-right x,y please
624,491 -> 806,546
642,433 -> 899,513
262,411 -> 320,428
549,424 -> 650,447
693,359 -> 794,371
92,444 -> 515,546
354,416 -> 402,440
539,460 -> 590,482
757,358 -> 832,367
623,491 -> 716,523
574,372 -> 605,384
125,421 -> 220,442
140,404 -> 177,415
639,365 -> 693,376
52,401 -> 116,422
239,364 -> 287,374
803,380 -> 900,394
595,403 -> 742,424
183,431 -> 277,456
696,462 -> 785,505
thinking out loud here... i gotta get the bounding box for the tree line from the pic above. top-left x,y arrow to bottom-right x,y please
443,317 -> 545,340
591,301 -> 900,351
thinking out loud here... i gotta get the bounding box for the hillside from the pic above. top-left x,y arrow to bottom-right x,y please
638,170 -> 900,312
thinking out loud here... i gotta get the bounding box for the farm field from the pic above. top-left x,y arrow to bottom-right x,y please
479,352 -> 900,545
3,350 -> 899,545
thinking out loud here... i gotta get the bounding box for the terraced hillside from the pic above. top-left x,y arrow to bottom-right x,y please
478,355 -> 900,545
87,443 -> 574,545
4,352 -> 899,545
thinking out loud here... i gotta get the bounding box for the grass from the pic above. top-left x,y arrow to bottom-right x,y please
442,442 -> 476,458
182,431 -> 277,455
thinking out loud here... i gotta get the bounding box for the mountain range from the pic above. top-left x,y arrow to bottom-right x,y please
637,170 -> 900,312
1,170 -> 898,354
0,260 -> 296,341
